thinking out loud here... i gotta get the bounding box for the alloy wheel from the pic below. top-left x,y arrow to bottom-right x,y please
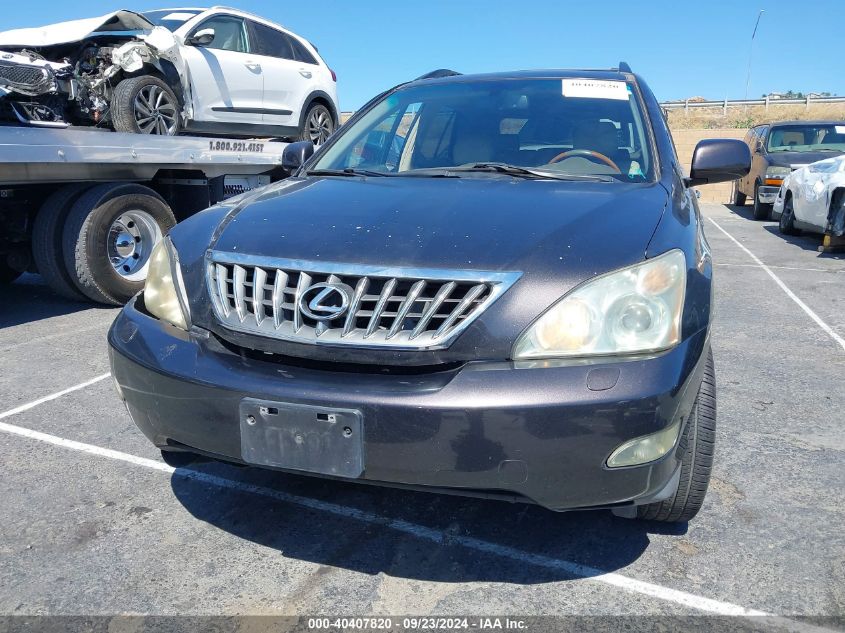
306,107 -> 333,145
134,84 -> 178,135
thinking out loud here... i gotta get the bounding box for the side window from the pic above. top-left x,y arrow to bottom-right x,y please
758,126 -> 769,150
193,16 -> 248,53
288,36 -> 319,65
249,21 -> 294,59
345,103 -> 421,172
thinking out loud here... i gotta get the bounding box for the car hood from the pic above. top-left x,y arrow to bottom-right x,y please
0,10 -> 153,48
211,176 -> 667,275
189,176 -> 669,364
767,150 -> 844,168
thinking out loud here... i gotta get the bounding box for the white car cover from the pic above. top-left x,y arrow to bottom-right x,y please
775,155 -> 845,234
0,11 -> 154,48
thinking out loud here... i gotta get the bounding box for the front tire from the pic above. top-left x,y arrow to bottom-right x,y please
752,184 -> 771,220
112,75 -> 181,136
637,349 -> 716,523
299,103 -> 334,145
779,196 -> 800,235
733,183 -> 746,206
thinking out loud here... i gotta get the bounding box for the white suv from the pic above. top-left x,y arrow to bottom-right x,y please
0,7 -> 339,142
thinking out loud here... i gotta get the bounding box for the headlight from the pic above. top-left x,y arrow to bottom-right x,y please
765,166 -> 791,181
144,238 -> 190,330
513,250 -> 686,359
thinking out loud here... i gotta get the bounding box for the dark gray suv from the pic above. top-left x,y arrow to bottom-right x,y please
109,66 -> 750,522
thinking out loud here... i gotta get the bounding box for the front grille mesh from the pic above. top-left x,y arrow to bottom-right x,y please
207,253 -> 519,349
0,62 -> 51,92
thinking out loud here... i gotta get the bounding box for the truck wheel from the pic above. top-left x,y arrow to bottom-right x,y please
637,349 -> 716,523
0,259 -> 22,284
112,75 -> 181,136
778,196 -> 800,235
733,183 -> 746,206
752,184 -> 771,220
32,184 -> 90,301
62,183 -> 176,305
299,103 -> 334,145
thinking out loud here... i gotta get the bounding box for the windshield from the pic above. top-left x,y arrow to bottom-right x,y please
141,10 -> 202,31
767,124 -> 845,153
312,78 -> 654,182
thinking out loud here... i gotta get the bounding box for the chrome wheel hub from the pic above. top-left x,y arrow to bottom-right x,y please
107,210 -> 162,281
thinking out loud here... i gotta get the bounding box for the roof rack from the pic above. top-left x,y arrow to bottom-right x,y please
415,69 -> 462,81
617,61 -> 632,73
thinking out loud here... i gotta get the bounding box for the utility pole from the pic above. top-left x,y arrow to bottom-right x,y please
745,10 -> 764,101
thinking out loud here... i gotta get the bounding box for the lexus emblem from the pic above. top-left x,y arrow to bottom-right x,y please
299,282 -> 353,321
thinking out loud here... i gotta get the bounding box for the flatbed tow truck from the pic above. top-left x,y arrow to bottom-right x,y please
0,126 -> 289,304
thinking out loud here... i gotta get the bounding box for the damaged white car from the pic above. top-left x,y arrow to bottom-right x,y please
773,154 -> 845,237
0,8 -> 339,140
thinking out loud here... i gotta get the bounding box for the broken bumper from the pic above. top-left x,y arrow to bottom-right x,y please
108,296 -> 710,512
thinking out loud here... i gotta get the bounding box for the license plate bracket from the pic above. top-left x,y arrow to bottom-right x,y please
239,398 -> 363,478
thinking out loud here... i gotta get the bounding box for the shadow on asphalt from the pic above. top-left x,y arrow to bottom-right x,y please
724,205 -> 844,259
0,274 -> 94,328
171,461 -> 684,583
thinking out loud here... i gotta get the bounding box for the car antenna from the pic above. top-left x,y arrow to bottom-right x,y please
618,61 -> 632,73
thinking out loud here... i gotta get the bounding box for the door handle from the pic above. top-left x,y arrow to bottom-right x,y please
299,69 -> 312,79
245,61 -> 261,70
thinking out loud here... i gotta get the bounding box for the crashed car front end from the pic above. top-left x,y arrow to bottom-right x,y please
0,10 -> 189,128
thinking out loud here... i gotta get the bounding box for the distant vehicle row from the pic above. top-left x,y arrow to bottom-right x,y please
0,7 -> 339,142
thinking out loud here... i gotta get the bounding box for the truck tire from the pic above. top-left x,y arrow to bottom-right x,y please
32,184 -> 90,301
637,349 -> 716,523
752,184 -> 771,220
733,183 -> 746,206
299,102 -> 334,145
62,183 -> 176,305
112,75 -> 181,136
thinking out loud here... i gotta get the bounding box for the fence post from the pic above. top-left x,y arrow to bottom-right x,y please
723,99 -> 728,116
765,95 -> 769,111
806,96 -> 811,111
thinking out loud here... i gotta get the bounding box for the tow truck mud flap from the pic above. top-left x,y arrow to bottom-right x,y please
239,398 -> 364,478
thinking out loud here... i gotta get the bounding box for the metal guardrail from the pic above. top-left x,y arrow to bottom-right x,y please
660,95 -> 845,113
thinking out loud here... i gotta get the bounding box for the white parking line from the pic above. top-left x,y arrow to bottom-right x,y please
716,263 -> 843,274
707,217 -> 845,352
0,378 -> 837,631
0,373 -> 110,420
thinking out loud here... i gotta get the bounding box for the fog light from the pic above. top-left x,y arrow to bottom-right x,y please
607,420 -> 682,468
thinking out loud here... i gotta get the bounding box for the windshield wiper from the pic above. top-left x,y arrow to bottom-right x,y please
307,168 -> 394,177
411,163 -> 614,182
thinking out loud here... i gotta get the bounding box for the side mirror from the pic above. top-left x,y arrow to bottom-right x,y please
187,28 -> 215,46
686,139 -> 751,186
282,140 -> 315,172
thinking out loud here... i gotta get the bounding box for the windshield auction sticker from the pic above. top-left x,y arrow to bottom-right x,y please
562,79 -> 630,100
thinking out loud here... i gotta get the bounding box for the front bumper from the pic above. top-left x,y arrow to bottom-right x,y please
109,297 -> 710,512
758,185 -> 780,205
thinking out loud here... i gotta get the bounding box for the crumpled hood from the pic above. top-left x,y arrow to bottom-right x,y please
211,176 -> 668,279
0,10 -> 153,48
768,150 -> 844,168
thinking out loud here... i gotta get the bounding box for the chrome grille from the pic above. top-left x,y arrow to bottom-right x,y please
206,252 -> 521,350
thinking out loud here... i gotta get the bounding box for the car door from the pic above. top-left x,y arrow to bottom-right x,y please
180,14 -> 264,124
247,20 -> 314,129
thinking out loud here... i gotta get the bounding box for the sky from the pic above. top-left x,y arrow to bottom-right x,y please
2,0 -> 843,111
